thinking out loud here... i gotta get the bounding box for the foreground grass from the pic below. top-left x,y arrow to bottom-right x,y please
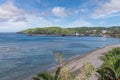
97,48 -> 120,80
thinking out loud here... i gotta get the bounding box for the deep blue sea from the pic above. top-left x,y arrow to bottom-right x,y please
0,33 -> 120,80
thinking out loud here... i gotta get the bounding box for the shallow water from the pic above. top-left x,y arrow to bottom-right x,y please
0,33 -> 120,80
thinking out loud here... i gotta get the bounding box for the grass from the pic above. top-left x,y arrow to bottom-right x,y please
97,48 -> 120,80
32,47 -> 120,80
32,53 -> 94,80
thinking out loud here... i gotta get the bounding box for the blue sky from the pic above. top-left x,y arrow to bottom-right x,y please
0,0 -> 120,32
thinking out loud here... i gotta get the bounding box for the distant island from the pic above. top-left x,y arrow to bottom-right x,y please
18,26 -> 120,38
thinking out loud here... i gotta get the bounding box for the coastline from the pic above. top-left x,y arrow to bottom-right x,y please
50,43 -> 120,71
19,43 -> 120,80
65,43 -> 120,80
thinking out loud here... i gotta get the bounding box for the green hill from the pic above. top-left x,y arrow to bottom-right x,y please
18,26 -> 120,38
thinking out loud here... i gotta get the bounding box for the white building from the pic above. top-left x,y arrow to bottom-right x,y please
101,30 -> 107,34
75,32 -> 79,36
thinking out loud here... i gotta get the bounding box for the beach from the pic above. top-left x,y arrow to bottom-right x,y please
24,43 -> 120,80
65,43 -> 120,80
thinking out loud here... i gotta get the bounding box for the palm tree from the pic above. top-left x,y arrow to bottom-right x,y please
32,67 -> 61,80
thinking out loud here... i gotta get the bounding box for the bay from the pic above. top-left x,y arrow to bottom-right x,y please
0,33 -> 120,80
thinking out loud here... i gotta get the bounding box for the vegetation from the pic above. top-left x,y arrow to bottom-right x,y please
32,67 -> 61,80
32,53 -> 75,80
78,62 -> 94,80
97,48 -> 120,80
32,53 -> 94,80
19,27 -> 76,36
18,26 -> 120,38
32,48 -> 120,80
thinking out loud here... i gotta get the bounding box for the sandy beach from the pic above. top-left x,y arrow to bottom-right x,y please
65,43 -> 120,80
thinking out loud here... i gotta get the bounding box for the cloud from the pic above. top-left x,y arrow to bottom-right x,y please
0,21 -> 27,32
26,15 -> 53,27
12,16 -> 27,22
93,0 -> 120,18
0,1 -> 93,31
0,13 -> 60,32
51,7 -> 67,18
0,0 -> 52,32
66,19 -> 93,27
0,1 -> 26,22
0,1 -> 69,32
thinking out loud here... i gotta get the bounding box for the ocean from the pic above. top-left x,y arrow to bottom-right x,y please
0,33 -> 120,80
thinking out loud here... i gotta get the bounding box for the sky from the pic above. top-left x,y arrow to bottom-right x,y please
0,0 -> 120,32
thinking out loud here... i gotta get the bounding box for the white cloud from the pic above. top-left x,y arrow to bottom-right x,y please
0,1 -> 25,22
0,3 -> 69,32
0,14 -> 55,32
66,19 -> 93,27
25,15 -> 53,28
0,1 -> 95,32
52,7 -> 67,18
80,8 -> 88,13
0,1 -> 55,32
0,21 -> 27,32
93,0 -> 120,18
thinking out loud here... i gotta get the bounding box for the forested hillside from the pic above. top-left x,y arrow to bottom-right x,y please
18,26 -> 120,38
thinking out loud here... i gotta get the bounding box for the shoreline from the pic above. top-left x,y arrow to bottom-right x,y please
66,43 -> 120,80
67,43 -> 120,70
50,43 -> 120,70
48,43 -> 120,80
21,43 -> 120,80
19,33 -> 113,38
67,43 -> 120,64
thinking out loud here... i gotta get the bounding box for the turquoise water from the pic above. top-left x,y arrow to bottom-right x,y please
0,33 -> 120,80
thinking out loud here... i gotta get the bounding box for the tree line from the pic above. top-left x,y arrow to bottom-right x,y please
18,26 -> 120,37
